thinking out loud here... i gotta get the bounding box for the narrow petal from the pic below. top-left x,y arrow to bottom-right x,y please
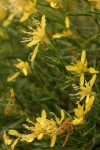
3,14 -> 15,27
50,135 -> 56,147
38,133 -> 43,140
11,138 -> 20,150
52,33 -> 63,39
74,103 -> 84,118
22,68 -> 28,76
8,130 -> 21,137
80,73 -> 84,86
7,72 -> 20,82
41,15 -> 46,30
21,133 -> 35,142
88,67 -> 99,74
81,50 -> 86,64
3,131 -> 12,145
20,12 -> 30,22
27,39 -> 40,47
30,44 -> 39,61
60,109 -> 65,123
36,110 -> 46,125
85,96 -> 95,113
89,74 -> 96,87
66,66 -> 76,71
65,16 -> 70,28
71,117 -> 83,125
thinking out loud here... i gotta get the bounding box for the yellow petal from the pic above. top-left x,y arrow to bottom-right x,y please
9,88 -> 15,98
0,3 -> 7,21
8,130 -> 21,137
36,110 -> 46,125
65,16 -> 70,28
20,12 -> 30,22
50,135 -> 56,147
88,67 -> 99,74
71,117 -> 83,125
85,96 -> 95,113
38,133 -> 43,140
74,104 -> 84,118
66,65 -> 76,71
80,73 -> 84,86
3,14 -> 15,27
81,50 -> 86,64
22,68 -> 28,76
3,131 -> 12,145
27,39 -> 40,47
26,118 -> 34,125
21,133 -> 35,142
7,72 -> 20,82
89,74 -> 96,87
50,2 -> 58,8
30,44 -> 39,61
11,138 -> 20,150
60,109 -> 65,123
41,15 -> 46,30
52,33 -> 63,39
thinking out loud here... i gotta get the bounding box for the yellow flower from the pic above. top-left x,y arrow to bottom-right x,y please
0,2 -> 7,21
13,59 -> 29,76
71,103 -> 84,125
7,59 -> 29,82
50,109 -> 65,147
23,109 -> 65,147
22,15 -> 46,47
50,109 -> 65,125
3,109 -> 66,148
7,72 -> 20,82
72,95 -> 95,126
3,131 -> 20,150
47,0 -> 61,8
77,75 -> 96,100
3,0 -> 37,27
66,50 -> 98,86
3,131 -> 12,145
19,0 -> 37,22
23,110 -> 57,143
53,16 -> 73,39
88,0 -> 100,9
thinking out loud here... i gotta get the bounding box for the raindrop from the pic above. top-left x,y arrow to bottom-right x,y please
28,52 -> 33,61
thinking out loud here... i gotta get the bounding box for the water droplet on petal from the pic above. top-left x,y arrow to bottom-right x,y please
28,52 -> 33,61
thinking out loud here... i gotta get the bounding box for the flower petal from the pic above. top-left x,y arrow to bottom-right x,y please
88,67 -> 99,74
3,131 -> 12,145
7,72 -> 20,82
50,135 -> 56,147
81,50 -> 86,64
80,73 -> 84,86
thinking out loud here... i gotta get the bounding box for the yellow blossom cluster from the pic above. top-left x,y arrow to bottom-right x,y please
4,21 -> 99,148
66,50 -> 99,125
53,16 -> 74,39
22,15 -> 50,62
3,6 -> 99,148
2,0 -> 37,27
88,0 -> 100,9
4,52 -> 98,147
4,109 -> 73,149
66,50 -> 98,86
7,59 -> 30,82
